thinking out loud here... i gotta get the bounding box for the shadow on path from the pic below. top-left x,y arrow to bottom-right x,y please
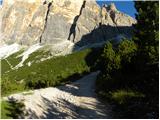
5,72 -> 112,119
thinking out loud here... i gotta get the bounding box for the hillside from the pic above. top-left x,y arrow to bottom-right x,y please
2,0 -> 158,119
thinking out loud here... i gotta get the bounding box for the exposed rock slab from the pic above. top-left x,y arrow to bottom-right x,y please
0,0 -> 136,46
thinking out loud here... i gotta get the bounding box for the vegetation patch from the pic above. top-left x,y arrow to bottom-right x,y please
1,49 -> 25,74
1,48 -> 101,96
1,101 -> 25,119
95,1 -> 159,118
1,77 -> 26,96
23,49 -> 52,65
110,90 -> 144,104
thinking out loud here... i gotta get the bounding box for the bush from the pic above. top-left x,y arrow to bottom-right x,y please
118,39 -> 137,63
98,42 -> 121,73
96,40 -> 137,92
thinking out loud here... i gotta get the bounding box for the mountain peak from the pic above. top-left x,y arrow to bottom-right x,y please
0,0 -> 136,46
109,3 -> 117,11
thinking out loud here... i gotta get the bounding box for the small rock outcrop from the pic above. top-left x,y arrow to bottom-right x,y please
0,0 -> 136,46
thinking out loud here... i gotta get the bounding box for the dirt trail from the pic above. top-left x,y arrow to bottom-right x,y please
3,72 -> 112,119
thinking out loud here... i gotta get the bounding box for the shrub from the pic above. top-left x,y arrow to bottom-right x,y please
100,42 -> 121,73
118,39 -> 137,63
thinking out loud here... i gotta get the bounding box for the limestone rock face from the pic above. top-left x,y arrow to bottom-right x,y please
0,0 -> 136,46
0,0 -> 45,45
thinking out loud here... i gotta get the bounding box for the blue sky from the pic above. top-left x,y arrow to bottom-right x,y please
96,1 -> 137,18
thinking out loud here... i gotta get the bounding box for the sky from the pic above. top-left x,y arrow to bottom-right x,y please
96,1 -> 137,18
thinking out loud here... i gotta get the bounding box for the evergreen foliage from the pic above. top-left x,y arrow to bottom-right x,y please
134,1 -> 159,63
96,1 -> 159,118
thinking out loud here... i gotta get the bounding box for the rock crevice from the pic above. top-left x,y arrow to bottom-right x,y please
67,0 -> 86,42
39,1 -> 53,43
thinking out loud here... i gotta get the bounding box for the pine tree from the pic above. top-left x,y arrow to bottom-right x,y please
134,1 -> 159,63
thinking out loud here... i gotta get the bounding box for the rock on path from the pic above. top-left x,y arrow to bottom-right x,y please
3,72 -> 112,119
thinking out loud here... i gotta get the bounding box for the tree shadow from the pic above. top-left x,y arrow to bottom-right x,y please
23,91 -> 111,119
24,97 -> 78,119
76,100 -> 112,119
57,71 -> 102,97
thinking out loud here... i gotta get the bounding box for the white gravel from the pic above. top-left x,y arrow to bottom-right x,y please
3,72 -> 111,119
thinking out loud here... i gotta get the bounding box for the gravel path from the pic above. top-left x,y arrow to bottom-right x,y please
3,72 -> 111,119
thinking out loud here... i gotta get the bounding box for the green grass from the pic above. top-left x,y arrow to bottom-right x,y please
1,77 -> 26,96
6,49 -> 24,66
23,49 -> 51,65
110,90 -> 144,104
1,48 -> 101,96
1,59 -> 10,74
1,49 -> 24,74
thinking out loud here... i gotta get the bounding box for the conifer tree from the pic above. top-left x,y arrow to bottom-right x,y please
134,1 -> 159,63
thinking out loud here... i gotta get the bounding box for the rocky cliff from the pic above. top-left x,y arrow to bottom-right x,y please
0,0 -> 136,46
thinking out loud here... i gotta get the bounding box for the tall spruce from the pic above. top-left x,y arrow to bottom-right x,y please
134,1 -> 159,63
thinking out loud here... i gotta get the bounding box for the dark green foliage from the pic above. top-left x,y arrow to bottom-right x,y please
133,2 -> 159,117
96,39 -> 137,93
96,40 -> 137,73
96,1 -> 159,118
1,77 -> 25,96
134,1 -> 159,63
96,39 -> 158,118
118,40 -> 137,63
1,59 -> 10,74
102,42 -> 121,72
1,101 -> 25,119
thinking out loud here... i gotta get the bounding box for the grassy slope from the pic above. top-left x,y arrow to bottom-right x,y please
23,49 -> 52,65
1,48 -> 101,96
1,49 -> 24,74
